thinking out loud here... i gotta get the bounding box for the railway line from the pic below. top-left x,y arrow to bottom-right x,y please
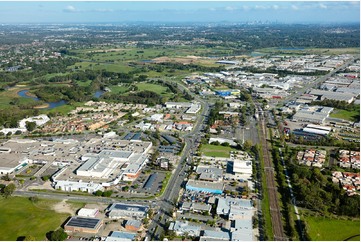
260,114 -> 287,241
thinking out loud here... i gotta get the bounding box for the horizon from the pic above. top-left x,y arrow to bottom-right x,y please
0,1 -> 359,24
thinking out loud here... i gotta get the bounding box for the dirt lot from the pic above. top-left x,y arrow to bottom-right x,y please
152,55 -> 202,64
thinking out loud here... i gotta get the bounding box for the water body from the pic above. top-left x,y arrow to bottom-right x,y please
94,90 -> 105,98
141,60 -> 153,63
277,47 -> 305,51
18,89 -> 66,109
250,52 -> 266,57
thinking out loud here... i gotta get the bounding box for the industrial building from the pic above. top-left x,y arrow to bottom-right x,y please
309,89 -> 355,103
292,106 -> 334,124
186,179 -> 224,194
216,197 -> 254,218
196,166 -> 223,182
64,216 -> 103,234
107,203 -> 149,220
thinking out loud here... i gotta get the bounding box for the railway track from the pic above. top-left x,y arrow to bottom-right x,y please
260,116 -> 287,241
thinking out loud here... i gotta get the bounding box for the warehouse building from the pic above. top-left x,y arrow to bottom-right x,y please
107,203 -> 149,220
196,166 -> 223,182
64,216 -> 103,234
200,230 -> 230,241
186,179 -> 224,194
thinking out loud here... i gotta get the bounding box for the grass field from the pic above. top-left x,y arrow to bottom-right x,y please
0,197 -> 70,241
330,108 -> 360,122
135,83 -> 169,95
304,215 -> 360,241
108,85 -> 130,93
200,144 -> 237,158
75,80 -> 92,87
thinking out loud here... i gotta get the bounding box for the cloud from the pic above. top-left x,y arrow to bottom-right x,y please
225,6 -> 236,11
254,5 -> 268,10
208,8 -> 216,11
92,9 -> 114,13
272,5 -> 280,10
63,5 -> 76,13
319,3 -> 328,9
291,5 -> 299,10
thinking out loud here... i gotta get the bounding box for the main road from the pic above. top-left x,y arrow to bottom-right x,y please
145,78 -> 211,240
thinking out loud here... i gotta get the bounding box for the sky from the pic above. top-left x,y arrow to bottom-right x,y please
0,1 -> 359,24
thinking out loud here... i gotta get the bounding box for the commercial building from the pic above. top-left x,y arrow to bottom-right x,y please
64,216 -> 103,234
168,221 -> 201,237
200,230 -> 230,241
107,203 -> 149,220
186,179 -> 224,194
54,180 -> 103,194
105,231 -> 136,241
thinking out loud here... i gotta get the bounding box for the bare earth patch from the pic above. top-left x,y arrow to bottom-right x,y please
152,55 -> 202,64
53,199 -> 75,215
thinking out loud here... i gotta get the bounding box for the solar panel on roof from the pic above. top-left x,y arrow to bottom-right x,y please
66,217 -> 101,229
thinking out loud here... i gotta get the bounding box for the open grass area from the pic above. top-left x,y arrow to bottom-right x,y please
108,85 -> 129,93
200,144 -> 237,158
75,79 -> 92,87
135,83 -> 169,95
304,215 -> 360,241
330,108 -> 360,122
0,197 -> 70,241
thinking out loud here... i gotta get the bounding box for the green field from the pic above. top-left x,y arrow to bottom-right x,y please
330,108 -> 360,122
304,215 -> 360,241
135,83 -> 169,95
75,80 -> 92,87
108,84 -> 130,93
0,197 -> 70,240
200,144 -> 237,158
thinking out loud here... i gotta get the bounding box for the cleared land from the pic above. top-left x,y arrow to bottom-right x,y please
200,144 -> 237,158
0,197 -> 70,240
304,215 -> 360,241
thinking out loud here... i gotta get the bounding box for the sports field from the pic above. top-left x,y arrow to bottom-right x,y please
0,197 -> 70,240
304,215 -> 360,241
200,144 -> 237,158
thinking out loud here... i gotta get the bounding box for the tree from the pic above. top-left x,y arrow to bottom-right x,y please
48,228 -> 68,241
94,190 -> 103,196
23,235 -> 36,241
3,183 -> 16,198
25,121 -> 37,132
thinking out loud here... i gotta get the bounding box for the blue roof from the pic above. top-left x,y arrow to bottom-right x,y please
109,231 -> 136,240
131,133 -> 141,140
143,173 -> 157,189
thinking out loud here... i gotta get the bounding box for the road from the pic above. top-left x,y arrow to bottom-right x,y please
259,112 -> 287,241
147,78 -> 211,240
